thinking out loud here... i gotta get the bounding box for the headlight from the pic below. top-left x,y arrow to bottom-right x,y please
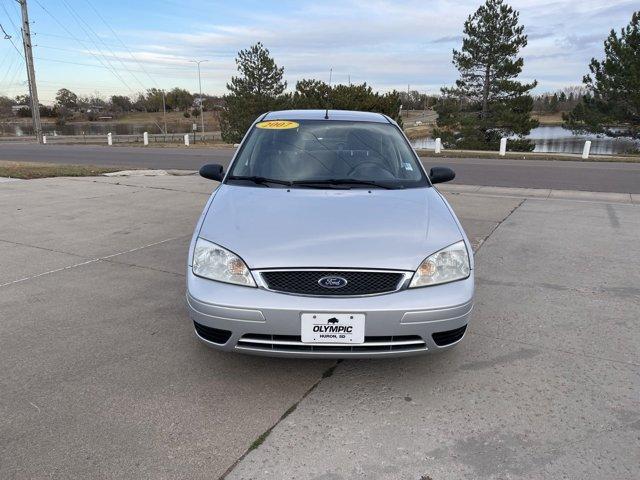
192,238 -> 256,287
409,241 -> 470,288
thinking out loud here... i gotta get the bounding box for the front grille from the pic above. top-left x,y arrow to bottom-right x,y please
259,270 -> 405,296
193,321 -> 232,345
237,334 -> 426,354
432,325 -> 467,346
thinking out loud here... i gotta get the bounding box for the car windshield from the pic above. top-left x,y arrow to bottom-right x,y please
226,119 -> 427,189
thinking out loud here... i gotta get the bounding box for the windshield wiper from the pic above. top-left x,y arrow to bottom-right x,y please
292,179 -> 397,190
226,175 -> 292,187
228,176 -> 398,190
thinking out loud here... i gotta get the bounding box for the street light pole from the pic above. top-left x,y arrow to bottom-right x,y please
161,89 -> 167,135
190,59 -> 208,140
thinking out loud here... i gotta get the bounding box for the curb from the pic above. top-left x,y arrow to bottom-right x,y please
438,184 -> 639,205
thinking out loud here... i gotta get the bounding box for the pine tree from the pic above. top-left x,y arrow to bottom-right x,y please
564,11 -> 640,140
434,0 -> 538,151
220,43 -> 287,143
290,80 -> 403,125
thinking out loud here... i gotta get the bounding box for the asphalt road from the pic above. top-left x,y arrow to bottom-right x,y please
1,142 -> 640,193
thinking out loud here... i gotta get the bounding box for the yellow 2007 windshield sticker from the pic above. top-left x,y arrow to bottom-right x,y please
256,120 -> 299,130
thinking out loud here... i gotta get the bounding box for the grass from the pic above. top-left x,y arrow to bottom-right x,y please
404,124 -> 433,139
114,110 -> 221,128
532,112 -> 565,125
220,360 -> 342,478
248,430 -> 272,452
0,161 -> 123,179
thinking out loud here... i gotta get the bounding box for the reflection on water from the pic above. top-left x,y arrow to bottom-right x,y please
410,126 -> 639,155
1,122 -> 186,136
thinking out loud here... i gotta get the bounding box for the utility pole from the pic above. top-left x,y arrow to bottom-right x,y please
190,60 -> 208,140
18,0 -> 42,144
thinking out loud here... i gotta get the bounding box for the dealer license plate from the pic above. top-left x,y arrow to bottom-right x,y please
300,313 -> 365,343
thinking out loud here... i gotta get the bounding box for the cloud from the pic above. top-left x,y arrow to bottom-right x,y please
21,0 -> 639,102
556,33 -> 605,50
432,35 -> 463,44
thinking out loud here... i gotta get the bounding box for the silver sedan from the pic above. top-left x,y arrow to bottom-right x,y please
187,110 -> 473,358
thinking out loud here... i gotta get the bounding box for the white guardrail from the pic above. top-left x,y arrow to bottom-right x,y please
29,131 -> 223,145
4,133 -> 597,158
429,137 -> 594,159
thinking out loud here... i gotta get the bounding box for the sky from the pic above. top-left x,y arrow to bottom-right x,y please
0,0 -> 637,104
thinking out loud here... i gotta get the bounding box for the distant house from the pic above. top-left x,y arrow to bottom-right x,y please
86,105 -> 104,113
11,105 -> 29,114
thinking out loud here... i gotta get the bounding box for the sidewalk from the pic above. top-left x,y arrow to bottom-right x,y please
439,183 -> 640,204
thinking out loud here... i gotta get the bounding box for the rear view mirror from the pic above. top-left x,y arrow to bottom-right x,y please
429,166 -> 455,184
199,164 -> 224,182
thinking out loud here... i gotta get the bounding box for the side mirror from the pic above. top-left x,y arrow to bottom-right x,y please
429,166 -> 455,184
199,163 -> 224,182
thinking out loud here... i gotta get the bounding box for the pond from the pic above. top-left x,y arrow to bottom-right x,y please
410,126 -> 639,155
0,122 -> 195,136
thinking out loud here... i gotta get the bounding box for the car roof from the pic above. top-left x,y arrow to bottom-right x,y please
262,109 -> 390,123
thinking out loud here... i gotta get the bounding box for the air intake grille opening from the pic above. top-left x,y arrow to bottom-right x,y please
260,270 -> 405,296
237,334 -> 426,353
432,325 -> 467,346
194,321 -> 232,345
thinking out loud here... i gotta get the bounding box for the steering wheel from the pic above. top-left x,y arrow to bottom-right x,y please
347,161 -> 395,178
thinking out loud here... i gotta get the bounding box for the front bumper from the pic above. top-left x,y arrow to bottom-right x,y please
186,271 -> 474,358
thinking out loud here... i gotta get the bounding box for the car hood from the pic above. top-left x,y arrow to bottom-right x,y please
198,185 -> 463,271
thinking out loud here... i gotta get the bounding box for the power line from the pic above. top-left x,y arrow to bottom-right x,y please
0,0 -> 25,58
58,0 -> 148,92
34,30 -> 246,57
57,0 -> 139,94
83,0 -> 159,89
0,54 -> 22,90
30,45 -> 218,73
0,45 -> 12,68
0,1 -> 20,35
32,31 -> 134,48
3,1 -> 230,103
0,52 -> 18,83
0,2 -> 24,95
2,32 -> 25,58
2,70 -> 27,92
32,55 -> 202,75
0,21 -> 11,38
32,0 -> 137,96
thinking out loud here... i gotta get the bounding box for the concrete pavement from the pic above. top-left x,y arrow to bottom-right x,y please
1,142 -> 640,193
0,175 -> 329,479
228,196 -> 640,480
1,175 -> 638,479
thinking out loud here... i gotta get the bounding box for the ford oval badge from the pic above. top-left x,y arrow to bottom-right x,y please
318,275 -> 348,289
